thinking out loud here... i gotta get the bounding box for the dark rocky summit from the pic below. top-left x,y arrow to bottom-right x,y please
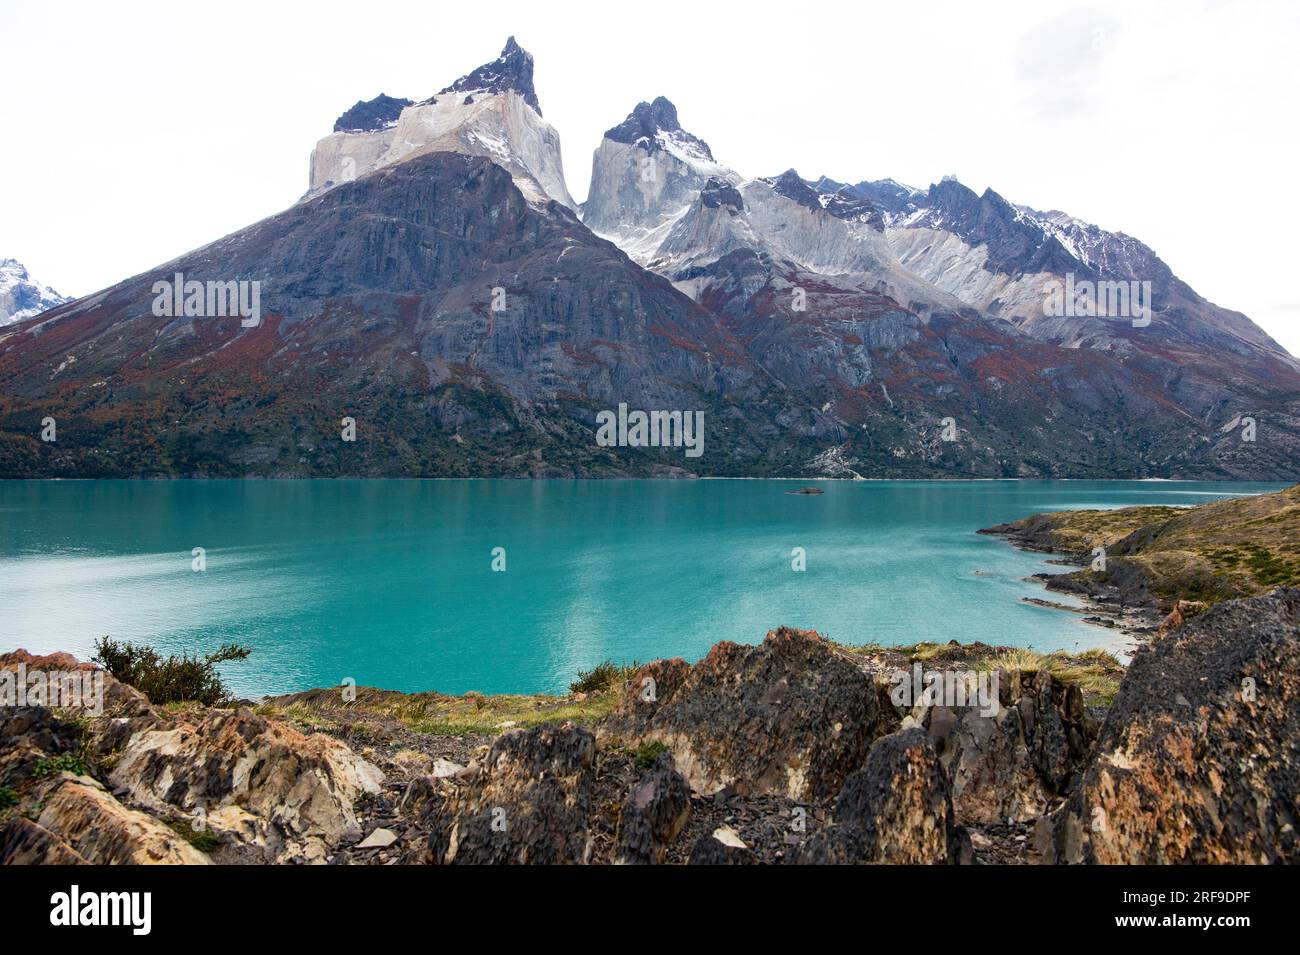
763,170 -> 884,227
332,93 -> 413,132
440,36 -> 542,115
910,178 -> 1085,279
604,96 -> 714,159
765,169 -> 824,213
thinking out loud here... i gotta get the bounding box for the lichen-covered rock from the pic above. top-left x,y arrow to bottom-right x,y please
601,657 -> 691,734
600,628 -> 893,801
796,728 -> 957,864
616,753 -> 691,864
108,708 -> 383,863
927,702 -> 1047,825
0,706 -> 84,789
1044,588 -> 1300,864
431,723 -> 596,864
688,826 -> 754,865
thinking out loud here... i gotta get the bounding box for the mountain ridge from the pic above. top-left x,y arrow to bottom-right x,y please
2,40 -> 1297,480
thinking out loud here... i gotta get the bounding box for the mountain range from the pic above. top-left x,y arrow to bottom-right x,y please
2,38 -> 1297,479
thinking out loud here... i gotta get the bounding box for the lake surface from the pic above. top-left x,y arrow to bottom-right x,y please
0,479 -> 1284,697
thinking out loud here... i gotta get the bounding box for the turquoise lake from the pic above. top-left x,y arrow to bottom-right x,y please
0,479 -> 1285,697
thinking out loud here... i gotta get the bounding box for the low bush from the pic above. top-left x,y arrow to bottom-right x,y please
91,637 -> 251,706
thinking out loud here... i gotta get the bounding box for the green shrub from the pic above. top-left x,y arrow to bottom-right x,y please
0,785 -> 19,809
92,637 -> 251,706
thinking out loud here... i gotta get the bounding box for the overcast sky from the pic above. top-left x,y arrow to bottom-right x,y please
3,0 -> 1297,354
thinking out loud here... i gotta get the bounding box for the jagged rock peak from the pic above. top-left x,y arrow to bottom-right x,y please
333,94 -> 414,133
605,96 -> 714,160
439,36 -> 542,115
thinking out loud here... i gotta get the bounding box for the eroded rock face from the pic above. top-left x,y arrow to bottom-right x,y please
430,723 -> 596,865
33,774 -> 211,865
1044,588 -> 1300,863
925,669 -> 1098,826
927,702 -> 1047,825
0,817 -> 91,865
108,709 -> 383,863
796,728 -> 957,864
616,753 -> 691,864
0,650 -> 383,865
600,628 -> 894,801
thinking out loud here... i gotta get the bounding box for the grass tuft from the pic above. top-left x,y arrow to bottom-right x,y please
167,818 -> 221,853
569,660 -> 640,695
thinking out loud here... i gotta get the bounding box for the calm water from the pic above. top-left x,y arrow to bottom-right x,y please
0,480 -> 1284,697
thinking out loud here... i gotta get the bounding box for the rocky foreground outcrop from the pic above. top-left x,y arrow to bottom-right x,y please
429,724 -> 597,864
4,592 -> 1298,864
1039,588 -> 1300,864
600,628 -> 895,802
795,728 -> 960,864
0,649 -> 381,864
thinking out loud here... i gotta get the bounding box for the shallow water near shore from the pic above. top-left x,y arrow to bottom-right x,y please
0,479 -> 1285,697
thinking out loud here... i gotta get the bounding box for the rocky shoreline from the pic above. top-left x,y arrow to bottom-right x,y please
4,591 -> 1296,864
978,520 -> 1166,643
980,484 -> 1300,645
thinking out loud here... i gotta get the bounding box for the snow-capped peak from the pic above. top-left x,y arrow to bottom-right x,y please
603,97 -> 716,165
0,258 -> 72,327
581,97 -> 740,250
306,38 -> 574,210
